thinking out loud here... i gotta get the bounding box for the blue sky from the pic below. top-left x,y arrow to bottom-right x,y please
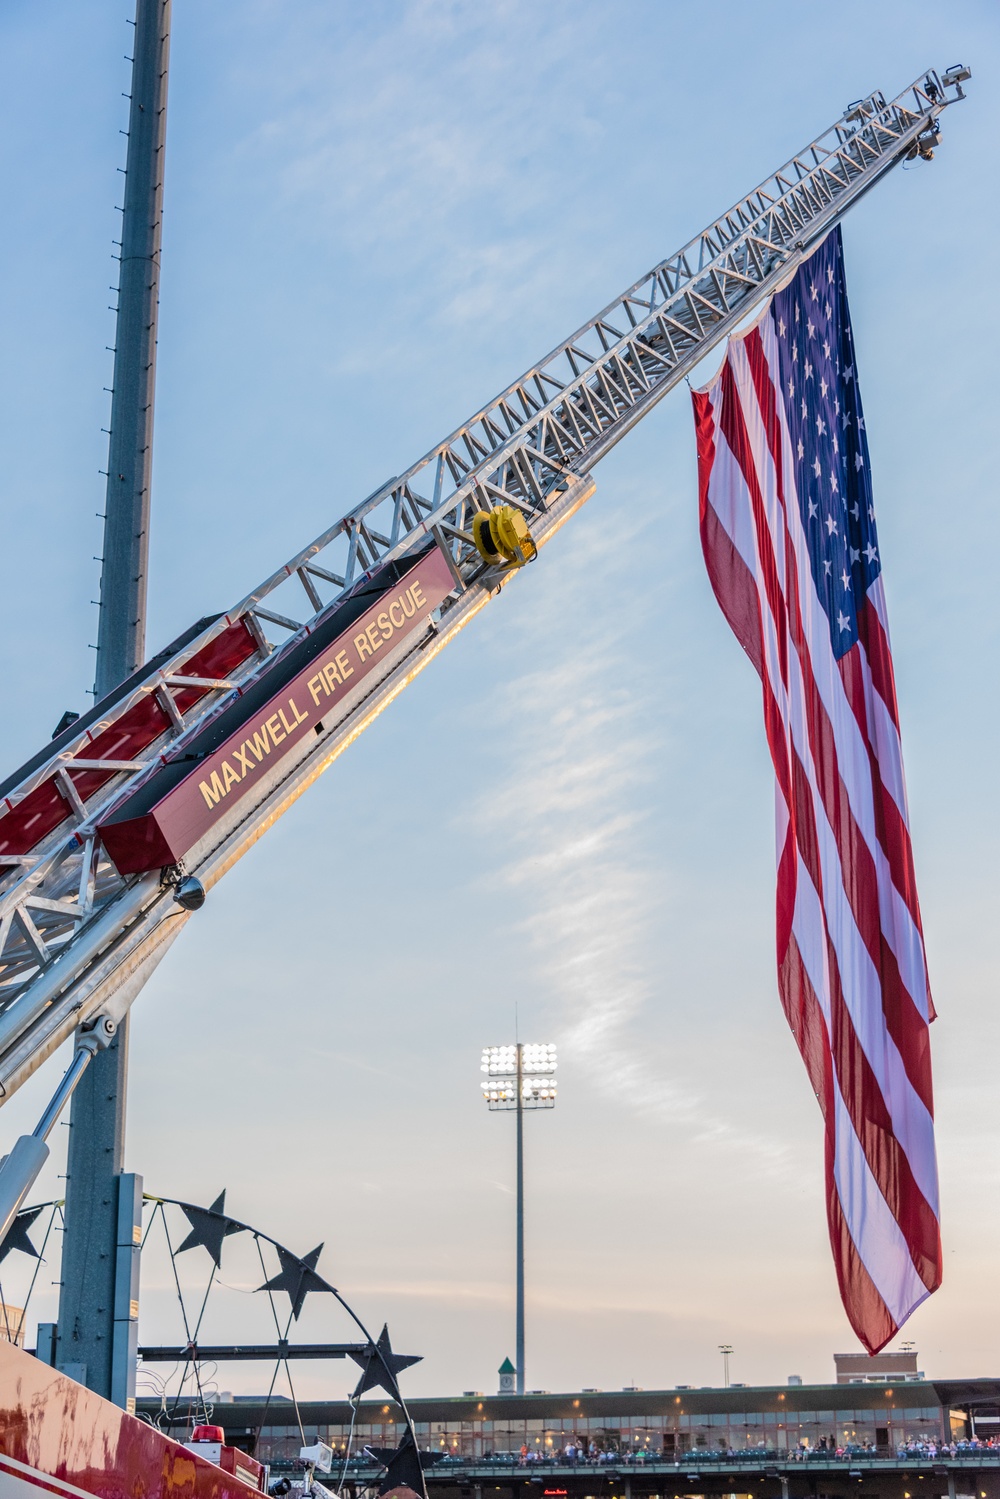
0,0 -> 997,1401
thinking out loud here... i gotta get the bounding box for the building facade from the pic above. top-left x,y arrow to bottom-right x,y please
156,1381 -> 992,1466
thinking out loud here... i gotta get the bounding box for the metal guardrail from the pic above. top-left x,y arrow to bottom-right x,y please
264,1452 -> 1000,1476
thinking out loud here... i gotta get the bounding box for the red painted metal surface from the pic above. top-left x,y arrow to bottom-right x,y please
0,1339 -> 259,1499
98,550 -> 453,876
0,623 -> 257,860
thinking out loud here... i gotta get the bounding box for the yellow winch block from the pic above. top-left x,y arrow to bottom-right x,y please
471,504 -> 539,570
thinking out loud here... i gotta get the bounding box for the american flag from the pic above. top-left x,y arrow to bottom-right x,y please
692,227 -> 941,1353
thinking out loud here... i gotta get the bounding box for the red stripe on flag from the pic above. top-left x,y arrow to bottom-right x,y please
693,391 -> 765,678
856,588 -> 902,732
838,632 -> 925,936
780,936 -> 899,1355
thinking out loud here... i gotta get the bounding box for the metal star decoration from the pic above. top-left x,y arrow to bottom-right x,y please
349,1323 -> 422,1401
257,1243 -> 330,1320
0,1205 -> 43,1264
366,1425 -> 443,1499
176,1191 -> 244,1268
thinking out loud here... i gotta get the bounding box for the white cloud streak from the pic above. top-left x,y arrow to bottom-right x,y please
469,517 -> 799,1183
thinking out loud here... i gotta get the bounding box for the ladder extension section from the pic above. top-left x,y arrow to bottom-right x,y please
0,70 -> 965,1103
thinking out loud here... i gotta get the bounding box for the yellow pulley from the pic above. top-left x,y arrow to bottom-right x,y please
471,504 -> 538,570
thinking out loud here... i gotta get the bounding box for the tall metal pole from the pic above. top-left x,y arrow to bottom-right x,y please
94,0 -> 170,698
515,1042 -> 525,1397
56,0 -> 170,1408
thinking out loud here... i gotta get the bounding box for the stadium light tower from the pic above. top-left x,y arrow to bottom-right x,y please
481,1043 -> 557,1397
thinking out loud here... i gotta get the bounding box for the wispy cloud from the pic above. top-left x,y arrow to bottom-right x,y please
470,514 -> 798,1183
219,0 -> 628,381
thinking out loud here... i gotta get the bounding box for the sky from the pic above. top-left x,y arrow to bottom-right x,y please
0,0 -> 998,1406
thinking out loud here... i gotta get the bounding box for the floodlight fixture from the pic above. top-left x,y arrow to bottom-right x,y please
480,1043 -> 557,1110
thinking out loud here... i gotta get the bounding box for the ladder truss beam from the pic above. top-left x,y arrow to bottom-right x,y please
0,69 -> 965,1105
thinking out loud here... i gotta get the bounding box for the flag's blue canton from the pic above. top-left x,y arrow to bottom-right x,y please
770,227 -> 879,661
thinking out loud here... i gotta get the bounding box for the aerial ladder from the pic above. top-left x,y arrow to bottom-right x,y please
0,66 -> 970,1231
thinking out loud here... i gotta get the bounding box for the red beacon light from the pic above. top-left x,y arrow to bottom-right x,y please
184,1425 -> 266,1490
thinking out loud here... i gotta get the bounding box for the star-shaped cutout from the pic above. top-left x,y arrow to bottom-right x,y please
807,320 -> 816,339
258,1243 -> 333,1320
824,302 -> 832,321
808,498 -> 818,519
854,452 -> 864,471
816,415 -> 826,436
778,316 -> 787,338
823,340 -> 831,359
844,364 -> 854,382
836,611 -> 851,632
830,474 -> 839,494
797,438 -> 804,460
841,570 -> 851,591
176,1192 -> 245,1269
0,1205 -> 43,1264
788,379 -> 795,399
804,359 -> 813,380
812,457 -> 822,478
850,547 -> 860,564
809,282 -> 818,302
823,559 -> 832,576
825,515 -> 838,537
819,377 -> 828,399
826,265 -> 835,284
865,542 -> 878,564
350,1324 -> 423,1401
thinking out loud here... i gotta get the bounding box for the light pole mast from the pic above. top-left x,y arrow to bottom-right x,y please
55,0 -> 171,1407
515,1044 -> 524,1396
481,1043 -> 557,1400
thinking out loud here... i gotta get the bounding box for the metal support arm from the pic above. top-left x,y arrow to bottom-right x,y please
0,1015 -> 118,1249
